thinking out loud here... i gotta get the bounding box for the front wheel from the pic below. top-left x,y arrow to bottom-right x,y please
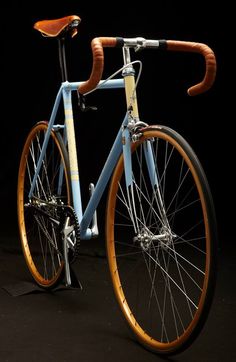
106,125 -> 217,355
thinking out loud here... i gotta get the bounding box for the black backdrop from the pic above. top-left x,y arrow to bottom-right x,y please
1,1 -> 232,245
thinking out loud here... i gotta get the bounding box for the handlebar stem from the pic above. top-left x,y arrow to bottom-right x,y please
123,46 -> 132,65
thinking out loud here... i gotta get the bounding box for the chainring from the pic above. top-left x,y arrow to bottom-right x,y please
60,205 -> 80,264
29,198 -> 80,264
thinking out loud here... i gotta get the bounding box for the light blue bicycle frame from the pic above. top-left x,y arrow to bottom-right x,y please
28,76 -> 158,242
29,78 -> 129,239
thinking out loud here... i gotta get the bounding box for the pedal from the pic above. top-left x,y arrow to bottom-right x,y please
63,232 -> 72,287
67,266 -> 83,290
63,234 -> 82,289
63,273 -> 82,290
89,183 -> 99,237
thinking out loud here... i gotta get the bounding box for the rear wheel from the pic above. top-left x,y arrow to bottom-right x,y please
17,121 -> 71,288
106,125 -> 217,354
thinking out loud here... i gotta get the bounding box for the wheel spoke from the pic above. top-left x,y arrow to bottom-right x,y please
106,127 -> 216,353
18,123 -> 70,287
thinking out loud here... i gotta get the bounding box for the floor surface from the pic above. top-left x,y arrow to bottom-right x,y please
0,232 -> 235,362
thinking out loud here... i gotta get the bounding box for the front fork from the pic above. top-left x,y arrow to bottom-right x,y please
122,123 -> 140,234
122,122 -> 170,237
122,45 -> 167,236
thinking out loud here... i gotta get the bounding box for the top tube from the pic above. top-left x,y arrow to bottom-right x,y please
63,78 -> 125,92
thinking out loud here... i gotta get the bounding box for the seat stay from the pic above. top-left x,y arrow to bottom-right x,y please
28,85 -> 63,200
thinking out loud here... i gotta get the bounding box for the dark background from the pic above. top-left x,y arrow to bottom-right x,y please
0,2 -> 234,360
0,0 -> 232,258
1,1 -> 232,243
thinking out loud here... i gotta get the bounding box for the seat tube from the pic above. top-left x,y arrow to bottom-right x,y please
62,86 -> 83,222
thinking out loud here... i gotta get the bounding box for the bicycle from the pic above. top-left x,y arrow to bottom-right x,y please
17,15 -> 218,355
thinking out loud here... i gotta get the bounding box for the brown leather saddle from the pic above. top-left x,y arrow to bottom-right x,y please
34,15 -> 81,38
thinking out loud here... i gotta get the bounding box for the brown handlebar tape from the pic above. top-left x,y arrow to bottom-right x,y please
78,38 -> 216,96
78,37 -> 117,94
166,40 -> 216,96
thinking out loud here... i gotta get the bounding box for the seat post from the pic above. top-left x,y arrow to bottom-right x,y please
57,37 -> 68,82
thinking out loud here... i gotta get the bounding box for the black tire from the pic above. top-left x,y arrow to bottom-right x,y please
106,125 -> 217,354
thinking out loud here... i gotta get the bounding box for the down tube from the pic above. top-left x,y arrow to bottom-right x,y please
80,123 -> 125,240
